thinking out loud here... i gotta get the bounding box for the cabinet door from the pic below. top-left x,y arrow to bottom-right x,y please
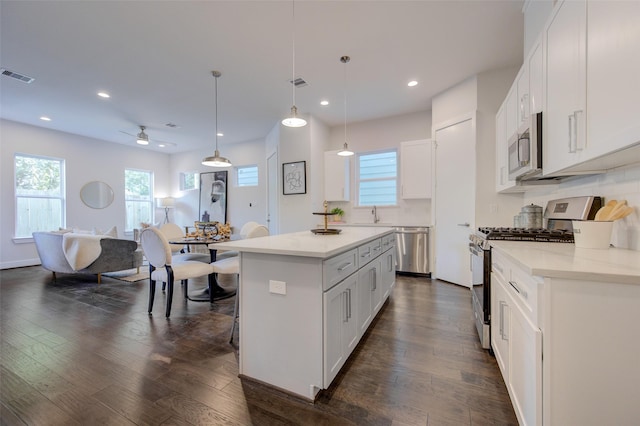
357,262 -> 378,335
491,271 -> 510,381
381,247 -> 396,300
517,61 -> 530,127
371,259 -> 383,315
509,300 -> 542,426
324,150 -> 350,201
495,103 -> 515,192
586,1 -> 640,161
528,39 -> 543,115
400,140 -> 432,199
323,273 -> 358,386
544,0 -> 587,175
505,85 -> 519,141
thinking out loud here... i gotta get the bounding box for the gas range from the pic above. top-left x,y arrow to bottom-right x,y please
473,227 -> 574,246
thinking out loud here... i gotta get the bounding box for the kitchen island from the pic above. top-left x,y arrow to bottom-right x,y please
489,241 -> 640,425
213,227 -> 396,400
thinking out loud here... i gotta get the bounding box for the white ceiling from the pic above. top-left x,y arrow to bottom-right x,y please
0,1 -> 524,153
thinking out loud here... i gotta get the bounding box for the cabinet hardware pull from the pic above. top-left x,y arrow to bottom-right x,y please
568,113 -> 577,153
372,268 -> 377,291
575,109 -> 584,151
343,291 -> 348,322
509,280 -> 528,299
373,246 -> 381,252
338,262 -> 353,271
499,301 -> 509,341
362,251 -> 371,258
347,288 -> 352,319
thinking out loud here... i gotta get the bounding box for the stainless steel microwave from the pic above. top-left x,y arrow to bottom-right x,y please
508,112 -> 543,181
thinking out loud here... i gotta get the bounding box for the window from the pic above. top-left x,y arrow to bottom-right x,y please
14,154 -> 65,237
357,149 -> 397,206
180,171 -> 198,191
237,165 -> 258,187
125,169 -> 153,231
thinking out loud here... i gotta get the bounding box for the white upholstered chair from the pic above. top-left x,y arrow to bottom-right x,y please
140,227 -> 218,317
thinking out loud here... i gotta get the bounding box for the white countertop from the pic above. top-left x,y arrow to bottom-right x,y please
213,227 -> 395,259
490,241 -> 640,285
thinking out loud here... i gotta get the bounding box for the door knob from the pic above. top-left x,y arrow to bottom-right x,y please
457,223 -> 470,227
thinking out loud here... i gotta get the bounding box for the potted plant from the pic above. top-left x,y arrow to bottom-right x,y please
330,207 -> 345,222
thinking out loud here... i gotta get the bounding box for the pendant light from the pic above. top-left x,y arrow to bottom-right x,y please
202,70 -> 232,168
282,0 -> 307,128
337,55 -> 354,156
136,125 -> 149,145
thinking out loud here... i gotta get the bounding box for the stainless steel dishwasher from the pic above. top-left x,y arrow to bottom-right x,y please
395,226 -> 430,276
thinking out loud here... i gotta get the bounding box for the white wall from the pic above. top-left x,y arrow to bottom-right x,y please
0,119 -> 171,269
326,110 -> 432,226
169,138 -> 267,234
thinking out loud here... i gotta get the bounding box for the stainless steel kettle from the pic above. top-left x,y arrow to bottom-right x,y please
520,204 -> 543,229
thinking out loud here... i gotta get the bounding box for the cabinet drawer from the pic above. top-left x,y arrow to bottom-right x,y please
357,238 -> 382,269
381,233 -> 395,251
492,250 -> 541,325
323,249 -> 357,291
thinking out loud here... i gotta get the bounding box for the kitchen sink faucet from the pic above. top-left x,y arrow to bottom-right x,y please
372,205 -> 380,223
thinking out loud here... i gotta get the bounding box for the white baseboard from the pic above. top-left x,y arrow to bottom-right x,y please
0,258 -> 41,270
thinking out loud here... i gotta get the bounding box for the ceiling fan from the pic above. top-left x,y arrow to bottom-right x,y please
119,125 -> 176,148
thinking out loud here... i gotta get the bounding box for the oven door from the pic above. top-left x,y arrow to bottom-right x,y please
470,243 -> 490,349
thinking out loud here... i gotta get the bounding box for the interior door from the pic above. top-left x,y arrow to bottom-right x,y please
267,151 -> 279,235
434,116 -> 475,287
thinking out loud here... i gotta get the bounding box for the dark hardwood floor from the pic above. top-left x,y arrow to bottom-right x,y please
0,266 -> 517,425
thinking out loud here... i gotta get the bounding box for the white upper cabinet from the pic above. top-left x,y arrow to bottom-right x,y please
528,38 -> 543,115
400,139 -> 432,199
505,84 -> 519,140
495,102 -> 518,193
544,0 -> 640,176
516,59 -> 530,127
585,0 -> 640,162
324,150 -> 350,202
543,0 -> 588,176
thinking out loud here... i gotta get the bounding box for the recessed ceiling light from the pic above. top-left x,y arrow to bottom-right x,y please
97,91 -> 110,98
320,100 -> 329,106
40,116 -> 51,121
217,132 -> 224,137
408,80 -> 418,87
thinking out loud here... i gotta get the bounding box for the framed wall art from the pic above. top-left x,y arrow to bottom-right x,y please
283,161 -> 306,195
199,171 -> 228,223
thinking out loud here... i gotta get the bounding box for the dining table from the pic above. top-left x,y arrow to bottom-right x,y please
167,236 -> 236,302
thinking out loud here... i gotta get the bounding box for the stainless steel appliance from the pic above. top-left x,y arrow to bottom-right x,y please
469,196 -> 602,350
395,226 -> 430,276
508,112 -> 542,181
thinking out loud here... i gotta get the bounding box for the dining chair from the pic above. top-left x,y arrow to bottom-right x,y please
140,227 -> 217,317
213,221 -> 262,260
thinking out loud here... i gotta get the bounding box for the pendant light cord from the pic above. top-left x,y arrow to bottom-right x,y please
343,57 -> 348,143
214,71 -> 219,151
291,0 -> 296,107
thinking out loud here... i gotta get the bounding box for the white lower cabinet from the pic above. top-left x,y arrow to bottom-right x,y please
357,259 -> 382,336
323,234 -> 395,388
491,251 -> 542,426
323,272 -> 358,385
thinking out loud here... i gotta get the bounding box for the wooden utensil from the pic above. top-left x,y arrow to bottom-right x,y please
608,206 -> 633,221
595,199 -> 618,221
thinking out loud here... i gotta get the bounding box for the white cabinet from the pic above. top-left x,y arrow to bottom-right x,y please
356,259 -> 381,336
544,0 -> 588,176
516,61 -> 530,128
400,139 -> 432,199
323,272 -> 358,385
495,102 -> 519,192
505,85 -> 519,140
491,251 -> 542,426
324,150 -> 350,201
528,39 -> 543,115
380,234 -> 396,300
585,0 -> 640,162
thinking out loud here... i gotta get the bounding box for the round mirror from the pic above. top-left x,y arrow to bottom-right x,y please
80,181 -> 114,209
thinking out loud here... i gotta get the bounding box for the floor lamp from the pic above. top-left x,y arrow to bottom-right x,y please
158,197 -> 175,224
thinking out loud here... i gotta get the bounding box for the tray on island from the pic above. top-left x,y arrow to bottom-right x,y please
311,228 -> 342,235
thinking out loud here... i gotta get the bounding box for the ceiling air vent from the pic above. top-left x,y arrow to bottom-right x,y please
1,68 -> 35,84
289,77 -> 308,88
